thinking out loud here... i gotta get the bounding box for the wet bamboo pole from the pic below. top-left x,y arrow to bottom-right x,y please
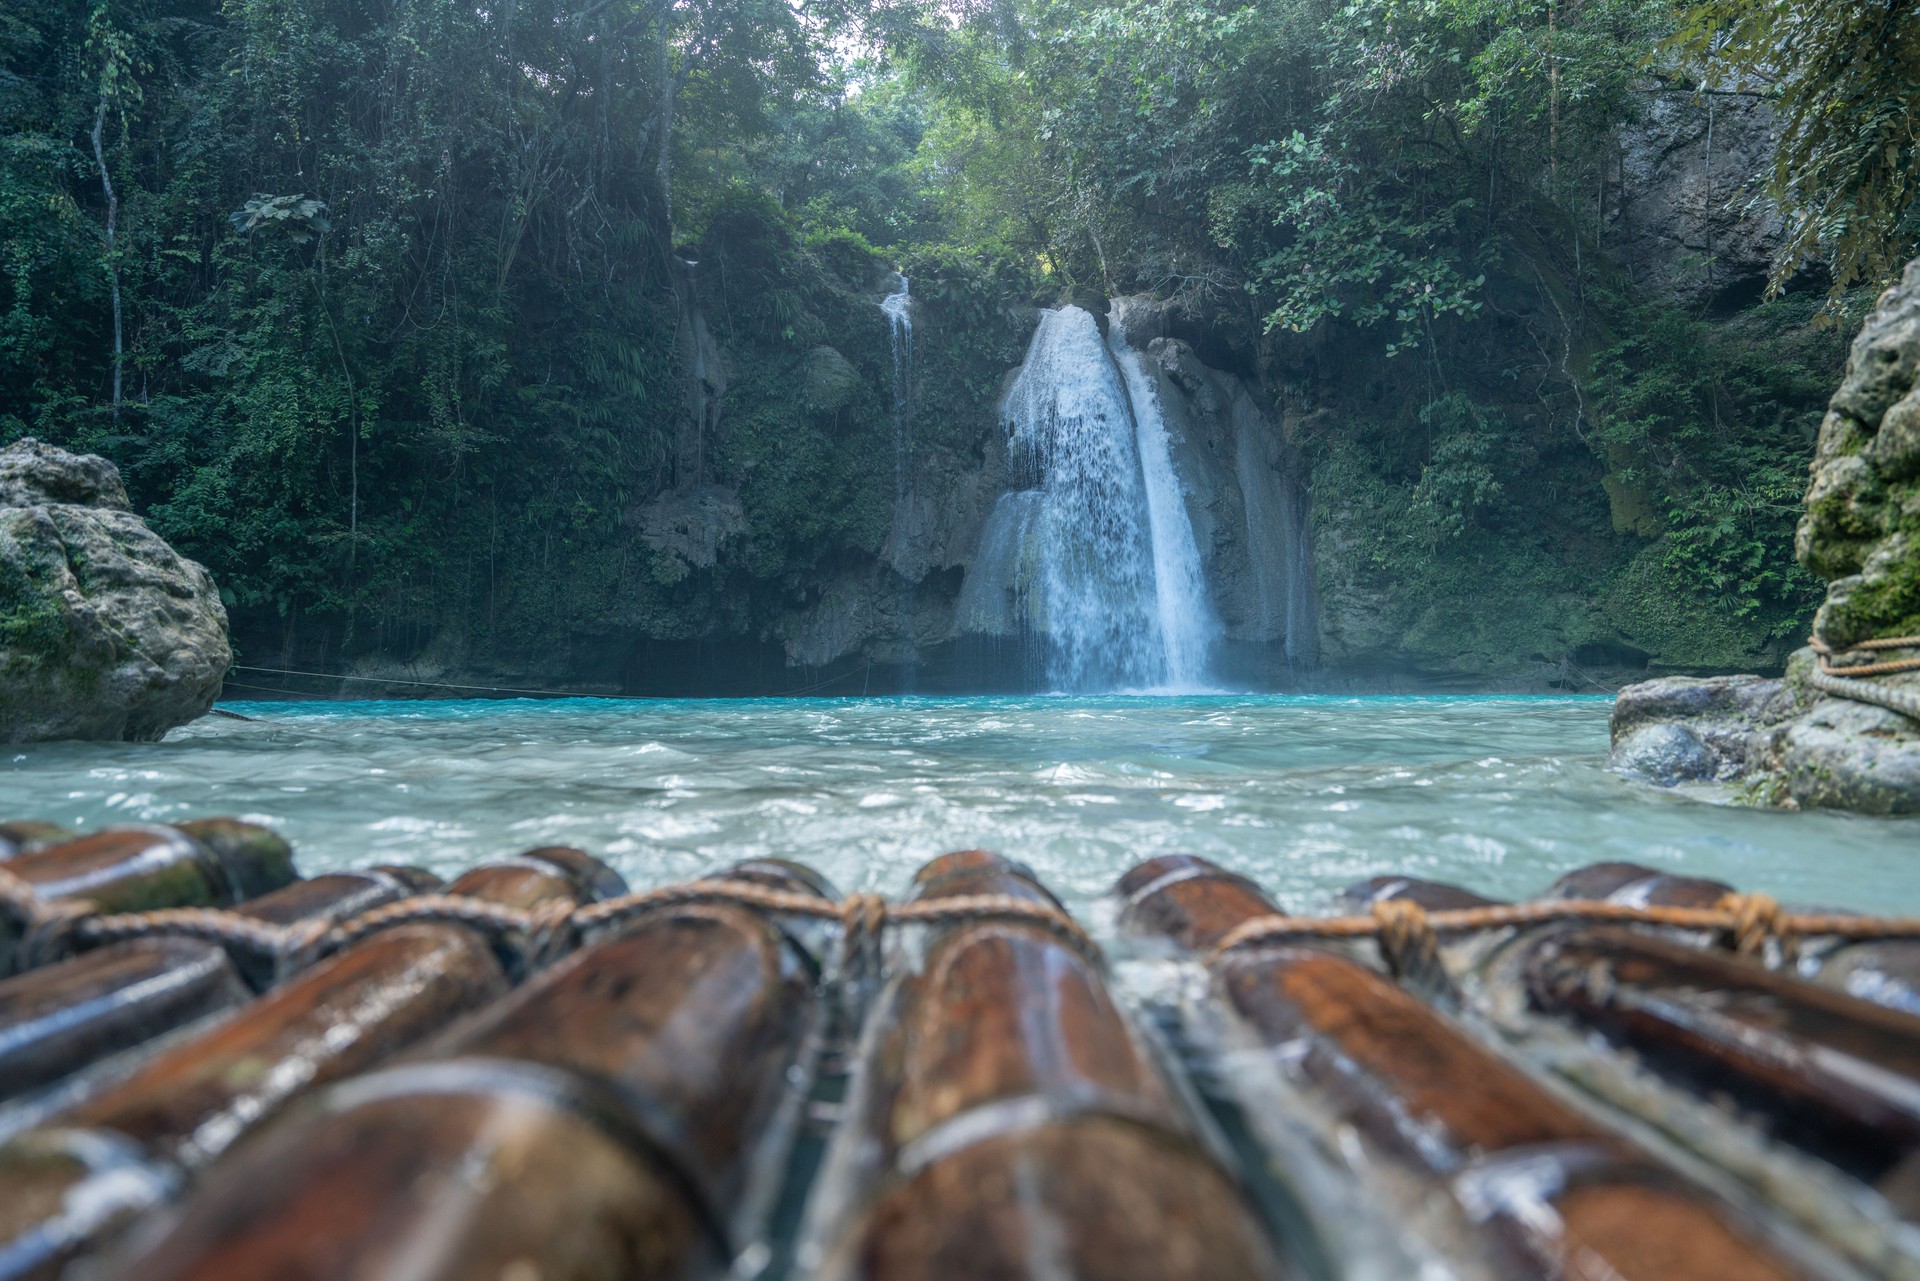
0,825 -> 72,861
800,849 -> 1288,1281
1117,854 -> 1813,1281
1377,859 -> 1920,1204
1518,922 -> 1920,1208
1434,858 -> 1920,1022
0,823 -> 297,975
0,864 -> 446,1100
0,849 -> 624,1280
0,938 -> 249,1101
103,859 -> 836,1281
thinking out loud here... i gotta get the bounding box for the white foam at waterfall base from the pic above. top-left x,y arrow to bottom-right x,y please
1106,310 -> 1221,689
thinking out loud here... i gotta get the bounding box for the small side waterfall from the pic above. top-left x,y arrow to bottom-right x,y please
881,274 -> 914,510
984,304 -> 1218,691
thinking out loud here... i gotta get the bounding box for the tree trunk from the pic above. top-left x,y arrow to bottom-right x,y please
91,101 -> 122,425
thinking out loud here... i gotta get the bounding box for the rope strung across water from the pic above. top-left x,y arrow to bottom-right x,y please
1808,633 -> 1920,723
1203,892 -> 1903,969
0,866 -> 1102,981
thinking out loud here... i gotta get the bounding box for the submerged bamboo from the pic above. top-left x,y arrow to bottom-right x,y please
1117,853 -> 1811,1281
801,849 -> 1286,1281
105,859 -> 834,1281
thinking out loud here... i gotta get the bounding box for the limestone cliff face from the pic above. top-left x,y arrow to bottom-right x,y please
1605,83 -> 1784,311
1800,259 -> 1920,648
1608,262 -> 1920,813
0,439 -> 231,741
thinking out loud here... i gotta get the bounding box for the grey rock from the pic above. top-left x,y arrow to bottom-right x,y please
1611,723 -> 1717,785
1778,689 -> 1920,815
1610,673 -> 1794,738
1606,673 -> 1801,786
0,439 -> 230,742
0,438 -> 130,510
635,486 -> 748,583
803,345 -> 861,414
1607,652 -> 1920,813
1605,83 -> 1783,310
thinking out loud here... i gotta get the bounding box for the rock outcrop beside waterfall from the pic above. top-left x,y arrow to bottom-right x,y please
0,439 -> 231,742
1607,260 -> 1920,813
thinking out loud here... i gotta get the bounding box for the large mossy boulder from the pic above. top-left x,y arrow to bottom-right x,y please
0,439 -> 230,742
1607,264 -> 1920,813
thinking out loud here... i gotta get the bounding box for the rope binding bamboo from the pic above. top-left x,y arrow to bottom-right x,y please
0,864 -> 1102,982
5,852 -> 1917,989
1199,890 -> 1912,973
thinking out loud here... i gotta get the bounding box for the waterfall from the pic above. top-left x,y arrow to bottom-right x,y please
985,304 -> 1218,691
881,274 -> 913,511
1107,314 -> 1221,685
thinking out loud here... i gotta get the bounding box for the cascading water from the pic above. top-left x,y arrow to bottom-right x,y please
990,304 -> 1218,691
880,273 -> 920,685
1107,316 -> 1221,685
881,273 -> 913,510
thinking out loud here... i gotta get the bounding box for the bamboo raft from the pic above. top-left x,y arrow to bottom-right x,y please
0,821 -> 1916,1278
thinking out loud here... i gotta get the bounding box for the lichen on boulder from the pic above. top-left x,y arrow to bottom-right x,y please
0,438 -> 231,742
1607,263 -> 1920,814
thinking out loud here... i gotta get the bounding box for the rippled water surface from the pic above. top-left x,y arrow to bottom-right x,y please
5,695 -> 1914,929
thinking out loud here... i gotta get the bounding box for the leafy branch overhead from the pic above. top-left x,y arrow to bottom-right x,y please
229,196 -> 331,244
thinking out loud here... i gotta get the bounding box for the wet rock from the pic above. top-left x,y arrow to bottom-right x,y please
1607,673 -> 1802,785
1610,723 -> 1718,784
0,439 -> 230,743
1776,679 -> 1920,815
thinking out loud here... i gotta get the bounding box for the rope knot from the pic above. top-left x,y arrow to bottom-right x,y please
521,899 -> 582,972
1371,899 -> 1437,978
1716,891 -> 1797,962
837,892 -> 888,980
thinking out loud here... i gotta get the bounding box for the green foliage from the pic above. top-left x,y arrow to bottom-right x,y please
1676,0 -> 1920,299
0,0 -> 981,667
1592,296 -> 1842,639
228,195 -> 329,243
1410,397 -> 1504,541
